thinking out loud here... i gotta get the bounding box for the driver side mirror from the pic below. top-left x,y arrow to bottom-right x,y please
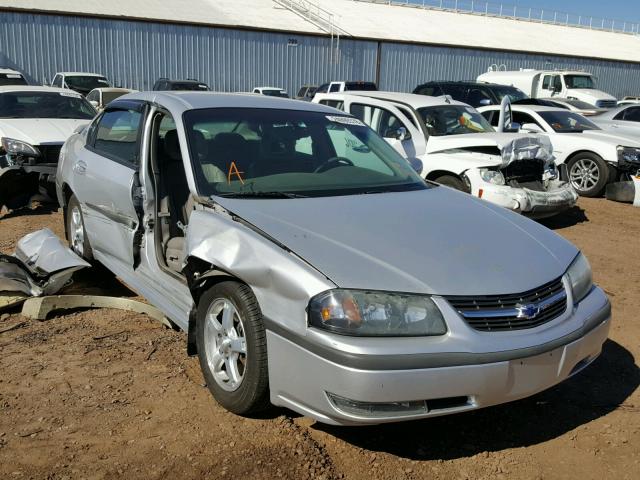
479,98 -> 492,106
504,122 -> 521,133
521,123 -> 544,133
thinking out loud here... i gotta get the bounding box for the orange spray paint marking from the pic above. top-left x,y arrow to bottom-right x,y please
227,161 -> 245,184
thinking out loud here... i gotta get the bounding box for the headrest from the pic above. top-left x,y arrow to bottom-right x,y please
164,129 -> 181,161
213,132 -> 247,152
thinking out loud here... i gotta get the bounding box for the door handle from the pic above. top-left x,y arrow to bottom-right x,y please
73,160 -> 87,175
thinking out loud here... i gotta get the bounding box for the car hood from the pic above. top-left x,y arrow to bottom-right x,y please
580,129 -> 640,146
567,89 -> 617,102
213,188 -> 578,296
0,118 -> 89,145
425,132 -> 523,154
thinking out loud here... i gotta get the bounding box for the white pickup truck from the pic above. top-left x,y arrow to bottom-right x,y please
478,69 -> 617,109
313,92 -> 577,218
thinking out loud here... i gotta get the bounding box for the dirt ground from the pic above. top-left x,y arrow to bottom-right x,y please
0,199 -> 638,480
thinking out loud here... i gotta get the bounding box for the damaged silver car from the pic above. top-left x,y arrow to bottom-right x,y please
55,92 -> 611,425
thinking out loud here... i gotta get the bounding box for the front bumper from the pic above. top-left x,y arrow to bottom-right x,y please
267,288 -> 610,426
469,179 -> 578,219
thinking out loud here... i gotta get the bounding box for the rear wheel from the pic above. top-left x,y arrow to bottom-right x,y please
196,281 -> 270,415
567,153 -> 609,197
433,174 -> 467,192
66,195 -> 93,261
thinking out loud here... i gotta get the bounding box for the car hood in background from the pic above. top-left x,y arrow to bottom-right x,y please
213,188 -> 578,296
0,118 -> 90,145
425,132 -> 530,155
567,89 -> 617,103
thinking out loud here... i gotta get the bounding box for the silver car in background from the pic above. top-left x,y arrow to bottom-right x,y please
56,92 -> 610,425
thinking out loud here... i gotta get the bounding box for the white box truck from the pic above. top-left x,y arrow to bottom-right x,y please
477,69 -> 617,109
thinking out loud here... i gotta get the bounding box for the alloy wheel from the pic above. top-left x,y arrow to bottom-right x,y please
569,158 -> 600,192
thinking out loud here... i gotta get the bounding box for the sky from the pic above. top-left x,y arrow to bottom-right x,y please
512,1 -> 638,22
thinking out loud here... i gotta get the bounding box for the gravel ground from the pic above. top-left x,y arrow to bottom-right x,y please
0,198 -> 638,480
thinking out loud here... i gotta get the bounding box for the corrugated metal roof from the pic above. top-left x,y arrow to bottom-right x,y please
1,0 -> 639,64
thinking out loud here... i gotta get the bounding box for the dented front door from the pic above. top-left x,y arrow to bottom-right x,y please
71,101 -> 146,269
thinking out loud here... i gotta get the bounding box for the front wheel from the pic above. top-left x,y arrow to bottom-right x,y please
66,194 -> 93,261
567,153 -> 609,197
196,281 -> 270,415
433,174 -> 467,192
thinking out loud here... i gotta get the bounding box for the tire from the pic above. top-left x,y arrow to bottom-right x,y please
433,174 -> 467,192
567,153 -> 609,197
66,195 -> 94,261
196,281 -> 270,415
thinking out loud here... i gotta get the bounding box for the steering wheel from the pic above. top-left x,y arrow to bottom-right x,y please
314,156 -> 354,173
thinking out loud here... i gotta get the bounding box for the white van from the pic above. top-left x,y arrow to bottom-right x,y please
477,69 -> 617,109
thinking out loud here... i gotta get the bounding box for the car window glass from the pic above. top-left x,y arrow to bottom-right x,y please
538,111 -> 600,133
553,76 -> 563,91
623,107 -> 640,122
482,110 -> 498,127
396,106 -> 418,129
415,85 -> 441,96
329,83 -> 341,93
296,87 -> 307,97
466,88 -> 492,107
86,91 -> 98,102
542,76 -> 551,89
418,105 -> 494,136
0,91 -> 96,119
350,103 -> 404,138
93,108 -> 143,165
440,84 -> 468,102
512,111 -> 541,127
183,108 -> 425,197
319,99 -> 344,111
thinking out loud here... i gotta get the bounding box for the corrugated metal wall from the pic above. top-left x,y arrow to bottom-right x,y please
2,10 -> 640,98
379,43 -> 640,98
0,11 -> 378,94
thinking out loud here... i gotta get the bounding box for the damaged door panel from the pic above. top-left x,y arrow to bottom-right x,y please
0,228 -> 90,296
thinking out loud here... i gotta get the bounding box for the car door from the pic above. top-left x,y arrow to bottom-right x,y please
620,106 -> 640,126
345,98 -> 423,158
72,100 -> 146,269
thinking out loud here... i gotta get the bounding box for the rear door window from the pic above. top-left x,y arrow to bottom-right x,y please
319,99 -> 345,111
350,103 -> 405,139
623,107 -> 640,122
91,108 -> 143,166
329,83 -> 341,93
441,84 -> 468,103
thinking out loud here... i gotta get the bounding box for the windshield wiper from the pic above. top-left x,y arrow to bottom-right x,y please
214,191 -> 308,199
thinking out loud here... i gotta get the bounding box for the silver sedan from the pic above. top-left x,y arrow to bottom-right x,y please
56,92 -> 610,425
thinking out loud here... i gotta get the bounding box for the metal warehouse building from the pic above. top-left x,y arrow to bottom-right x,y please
1,0 -> 640,98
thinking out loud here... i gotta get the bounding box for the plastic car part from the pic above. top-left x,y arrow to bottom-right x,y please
21,294 -> 172,327
605,177 -> 640,206
0,228 -> 90,296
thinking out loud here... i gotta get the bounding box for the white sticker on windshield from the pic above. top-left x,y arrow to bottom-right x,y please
326,115 -> 365,127
6,74 -> 22,78
59,92 -> 82,98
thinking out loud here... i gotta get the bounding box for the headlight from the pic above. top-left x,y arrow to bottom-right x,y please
0,137 -> 40,156
478,168 -> 505,185
617,146 -> 640,164
566,253 -> 593,304
308,289 -> 447,336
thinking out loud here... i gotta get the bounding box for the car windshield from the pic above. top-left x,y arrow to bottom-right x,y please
345,82 -> 377,91
171,82 -> 209,91
0,91 -> 96,119
539,111 -> 600,133
564,75 -> 595,89
0,73 -> 27,86
183,108 -> 428,198
65,75 -> 110,91
492,86 -> 527,103
261,89 -> 288,97
562,99 -> 598,110
417,105 -> 494,136
102,91 -> 128,104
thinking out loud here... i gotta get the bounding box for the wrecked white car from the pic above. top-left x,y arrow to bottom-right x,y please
54,92 -> 610,425
0,86 -> 96,209
314,92 -> 577,218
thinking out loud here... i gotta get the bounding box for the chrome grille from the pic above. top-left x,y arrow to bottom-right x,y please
445,278 -> 567,331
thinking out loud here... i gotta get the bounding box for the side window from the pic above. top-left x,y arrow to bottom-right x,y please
253,89 -> 260,93
466,88 -> 492,107
92,108 -> 143,165
350,103 -> 404,139
319,99 -> 345,111
623,107 -> 640,122
441,85 -> 468,103
329,83 -> 341,93
553,76 -> 562,92
512,111 -> 541,128
482,110 -> 499,127
86,91 -> 98,102
52,75 -> 62,87
415,85 -> 441,96
542,76 -> 551,90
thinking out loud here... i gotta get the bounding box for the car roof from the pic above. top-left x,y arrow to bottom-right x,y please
89,87 -> 134,93
0,68 -> 23,75
56,72 -> 106,77
120,91 -> 340,115
0,85 -> 79,94
418,80 -> 521,88
255,87 -> 286,90
320,91 -> 470,108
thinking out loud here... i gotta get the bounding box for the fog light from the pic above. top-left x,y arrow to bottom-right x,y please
326,392 -> 471,418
